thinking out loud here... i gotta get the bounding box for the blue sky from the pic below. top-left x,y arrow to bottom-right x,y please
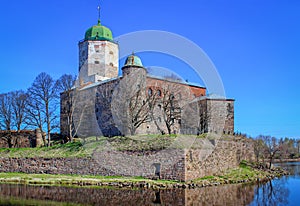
0,0 -> 299,138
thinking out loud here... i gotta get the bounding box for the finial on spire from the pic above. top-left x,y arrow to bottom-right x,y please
97,5 -> 101,25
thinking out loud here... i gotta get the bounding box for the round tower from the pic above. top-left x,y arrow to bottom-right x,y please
122,53 -> 147,76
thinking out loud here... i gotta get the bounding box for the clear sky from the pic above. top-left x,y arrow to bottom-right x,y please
0,0 -> 299,138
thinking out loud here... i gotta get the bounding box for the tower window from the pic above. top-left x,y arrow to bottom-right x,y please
148,88 -> 153,96
95,61 -> 100,64
109,63 -> 114,67
109,51 -> 114,55
157,89 -> 161,97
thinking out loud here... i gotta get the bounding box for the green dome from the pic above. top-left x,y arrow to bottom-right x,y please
124,54 -> 144,67
84,21 -> 113,41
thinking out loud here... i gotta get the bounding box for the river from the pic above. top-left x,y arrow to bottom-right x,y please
0,162 -> 299,206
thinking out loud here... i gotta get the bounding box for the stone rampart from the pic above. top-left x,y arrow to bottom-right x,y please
0,137 -> 254,181
185,137 -> 255,180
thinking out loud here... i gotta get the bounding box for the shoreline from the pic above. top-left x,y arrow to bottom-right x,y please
272,159 -> 300,163
0,166 -> 288,189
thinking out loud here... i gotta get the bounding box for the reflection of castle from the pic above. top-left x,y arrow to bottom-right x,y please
60,16 -> 234,137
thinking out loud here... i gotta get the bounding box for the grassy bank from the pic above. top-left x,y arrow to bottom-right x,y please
0,134 -> 247,158
0,161 -> 287,189
190,160 -> 288,187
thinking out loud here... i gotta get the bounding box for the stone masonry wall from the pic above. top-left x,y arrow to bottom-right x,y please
0,149 -> 186,181
0,158 -> 114,176
93,149 -> 186,181
0,130 -> 40,148
0,137 -> 254,181
185,137 -> 255,180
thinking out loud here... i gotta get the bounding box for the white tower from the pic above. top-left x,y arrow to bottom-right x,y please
78,18 -> 119,84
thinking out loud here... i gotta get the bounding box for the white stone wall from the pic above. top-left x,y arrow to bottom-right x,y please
78,40 -> 119,84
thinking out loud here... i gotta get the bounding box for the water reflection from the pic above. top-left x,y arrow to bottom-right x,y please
249,161 -> 300,206
277,162 -> 300,178
0,183 -> 255,206
250,178 -> 289,206
0,162 -> 299,206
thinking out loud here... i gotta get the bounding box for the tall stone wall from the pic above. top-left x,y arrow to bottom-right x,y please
185,137 -> 255,180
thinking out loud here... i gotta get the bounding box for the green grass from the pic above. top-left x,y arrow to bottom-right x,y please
0,137 -> 110,158
0,172 -> 179,188
0,134 -> 247,159
190,160 -> 275,184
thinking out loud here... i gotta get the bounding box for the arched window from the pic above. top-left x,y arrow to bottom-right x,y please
148,88 -> 153,96
157,89 -> 162,97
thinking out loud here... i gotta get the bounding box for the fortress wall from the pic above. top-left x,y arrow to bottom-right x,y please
0,138 -> 254,181
0,157 -> 113,176
0,149 -> 186,181
185,137 -> 255,180
92,149 -> 186,181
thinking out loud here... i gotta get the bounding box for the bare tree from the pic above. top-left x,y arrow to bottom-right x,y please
26,72 -> 59,146
111,68 -> 158,136
127,87 -> 158,135
56,74 -> 77,142
259,135 -> 282,169
11,90 -> 28,132
0,92 -> 23,147
0,92 -> 13,131
154,80 -> 191,135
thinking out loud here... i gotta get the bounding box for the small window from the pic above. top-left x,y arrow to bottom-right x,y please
157,89 -> 161,97
95,61 -> 100,64
109,51 -> 114,55
158,104 -> 162,109
109,63 -> 114,67
148,88 -> 153,96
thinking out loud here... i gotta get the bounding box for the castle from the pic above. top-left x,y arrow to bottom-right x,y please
0,12 -> 257,183
60,15 -> 234,138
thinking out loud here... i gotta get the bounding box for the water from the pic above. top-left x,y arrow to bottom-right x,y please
0,162 -> 299,206
249,162 -> 300,206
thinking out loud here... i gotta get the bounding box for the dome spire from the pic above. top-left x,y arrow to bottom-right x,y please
97,5 -> 101,25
